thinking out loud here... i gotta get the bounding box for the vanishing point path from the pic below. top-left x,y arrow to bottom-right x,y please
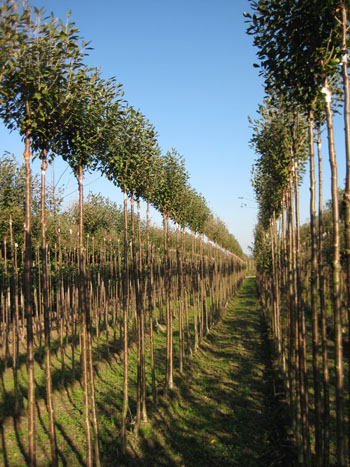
128,277 -> 295,467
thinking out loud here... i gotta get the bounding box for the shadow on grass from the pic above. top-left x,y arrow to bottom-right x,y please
0,278 -> 297,466
99,278 -> 297,466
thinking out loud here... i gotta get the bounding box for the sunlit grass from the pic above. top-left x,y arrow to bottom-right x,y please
0,278 -> 292,466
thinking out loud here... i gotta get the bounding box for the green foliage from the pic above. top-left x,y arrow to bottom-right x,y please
298,188 -> 348,269
151,148 -> 189,218
204,213 -> 244,258
99,105 -> 156,195
57,67 -> 123,176
0,0 -> 245,263
0,1 -> 85,154
0,153 -> 41,242
250,95 -> 308,228
253,222 -> 272,273
185,188 -> 209,234
65,192 -> 124,240
247,0 -> 341,108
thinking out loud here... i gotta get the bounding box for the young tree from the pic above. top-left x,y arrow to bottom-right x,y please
0,4 -> 84,463
56,67 -> 122,467
247,2 -> 347,463
99,104 -> 156,449
151,149 -> 189,392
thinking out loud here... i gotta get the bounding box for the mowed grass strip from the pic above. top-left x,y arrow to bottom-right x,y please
129,277 -> 295,467
0,278 -> 294,466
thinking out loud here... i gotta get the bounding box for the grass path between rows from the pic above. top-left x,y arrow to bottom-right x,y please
127,277 -> 295,466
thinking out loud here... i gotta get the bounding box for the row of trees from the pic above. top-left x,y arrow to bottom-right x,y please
0,179 -> 245,464
247,1 -> 350,466
0,153 -> 243,257
0,1 -> 245,465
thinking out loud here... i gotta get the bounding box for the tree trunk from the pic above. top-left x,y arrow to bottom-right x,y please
164,211 -> 173,392
192,232 -> 199,352
288,178 -> 302,464
138,200 -> 147,423
323,77 -> 345,466
308,111 -> 322,465
9,216 -> 19,413
40,151 -> 57,466
146,201 -> 157,408
77,165 -> 93,467
176,225 -> 184,374
293,144 -> 311,466
23,130 -> 36,467
121,189 -> 129,454
339,3 -> 350,461
317,125 -> 330,466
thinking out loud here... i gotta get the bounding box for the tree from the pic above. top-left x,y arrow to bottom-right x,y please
151,149 -> 189,391
0,153 -> 42,240
66,192 -> 124,238
250,93 -> 311,463
57,67 -> 122,467
99,103 -> 158,449
247,2 -> 348,463
0,4 -> 85,463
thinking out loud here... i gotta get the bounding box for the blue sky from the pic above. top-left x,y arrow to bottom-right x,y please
0,0 -> 346,254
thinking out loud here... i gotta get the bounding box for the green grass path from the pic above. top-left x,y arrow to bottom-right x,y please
129,277 -> 293,466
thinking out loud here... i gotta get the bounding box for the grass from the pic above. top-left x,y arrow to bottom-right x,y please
125,278 -> 296,466
0,278 -> 296,466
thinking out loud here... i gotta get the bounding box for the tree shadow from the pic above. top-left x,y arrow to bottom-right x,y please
99,279 -> 297,466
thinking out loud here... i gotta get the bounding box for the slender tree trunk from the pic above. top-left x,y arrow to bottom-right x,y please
121,189 -> 129,454
87,320 -> 101,467
323,77 -> 345,466
192,232 -> 199,352
85,238 -> 101,467
134,196 -> 147,433
164,211 -> 173,392
9,216 -> 19,413
138,200 -> 147,423
200,234 -> 209,336
278,212 -> 286,373
288,178 -> 302,465
293,160 -> 311,466
168,214 -> 173,389
184,235 -> 192,357
40,152 -> 57,466
131,195 -> 142,434
3,237 -> 9,361
317,126 -> 330,466
308,111 -> 322,465
146,202 -> 157,408
176,225 -> 184,374
23,130 -> 36,467
77,166 -> 93,467
270,212 -> 281,356
339,4 -> 350,461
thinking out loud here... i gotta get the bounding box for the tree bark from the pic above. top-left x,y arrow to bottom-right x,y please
77,165 -> 93,467
317,125 -> 330,466
40,152 -> 57,466
323,77 -> 345,466
339,3 -> 350,461
23,130 -> 36,467
164,211 -> 173,392
146,202 -> 157,408
308,111 -> 322,465
121,189 -> 129,454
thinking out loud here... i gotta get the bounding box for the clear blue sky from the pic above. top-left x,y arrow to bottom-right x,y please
0,0 -> 346,254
